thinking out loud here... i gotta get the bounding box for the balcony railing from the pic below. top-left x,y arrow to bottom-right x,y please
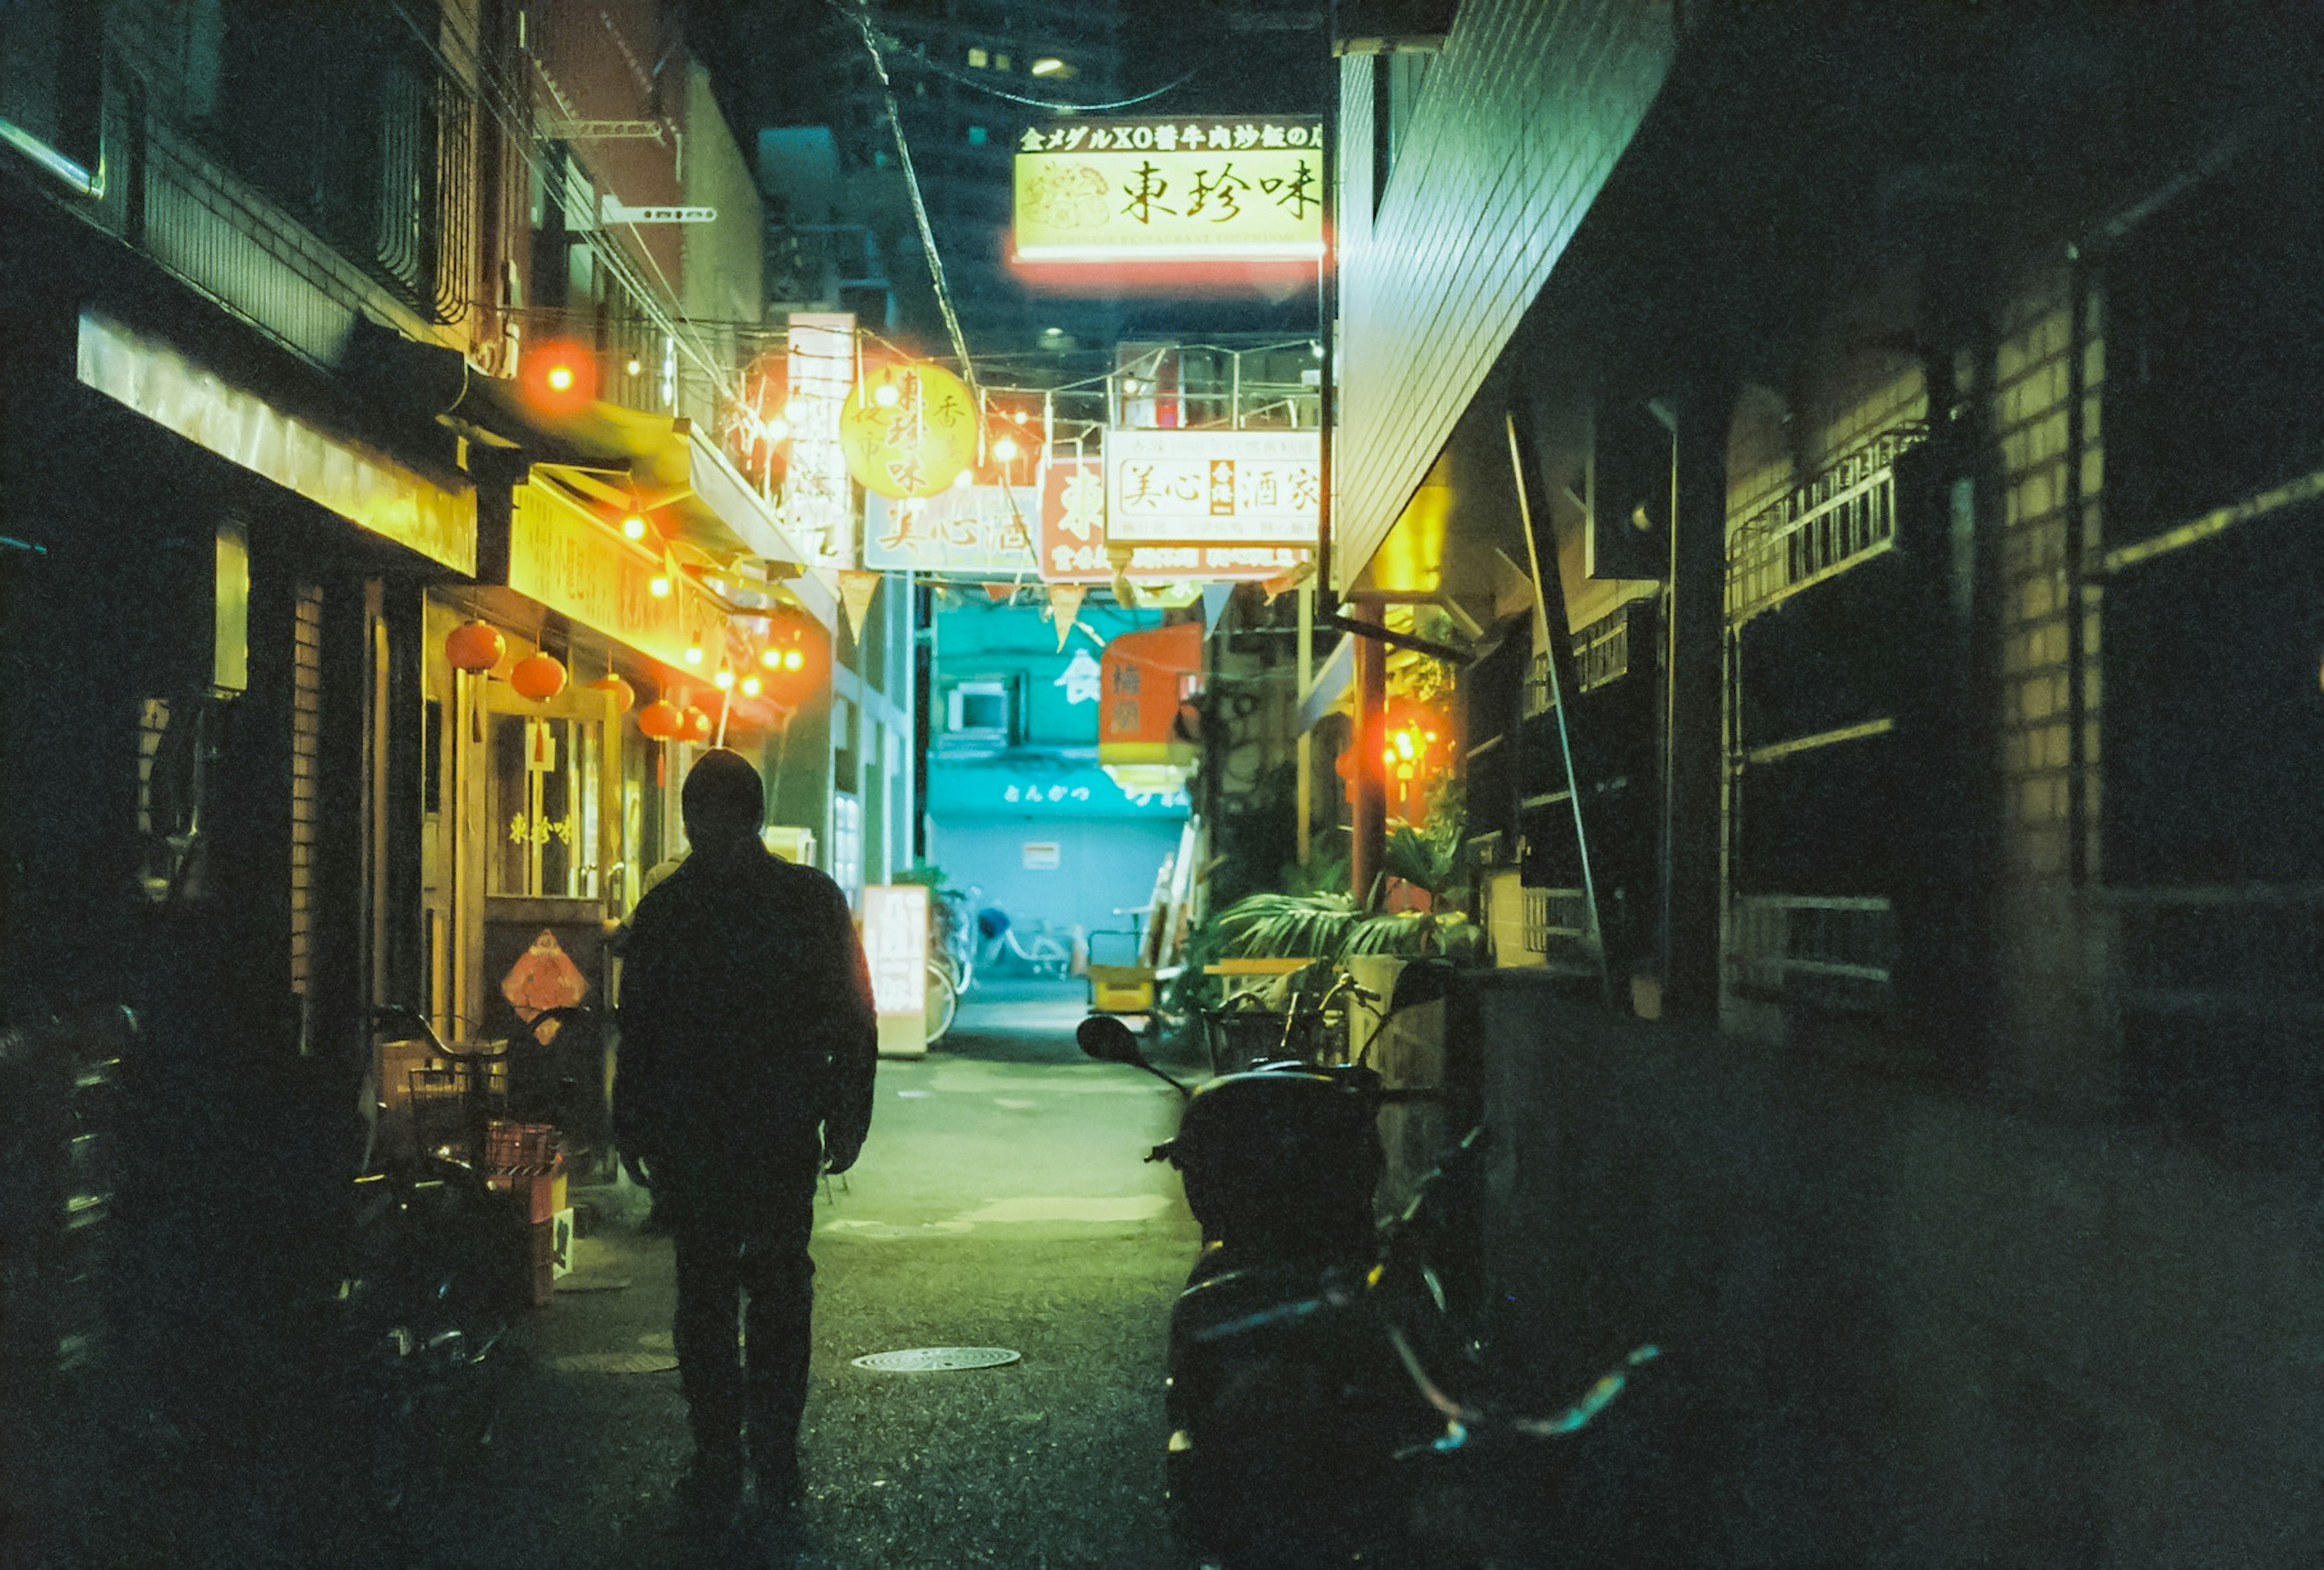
1727,425 -> 1925,625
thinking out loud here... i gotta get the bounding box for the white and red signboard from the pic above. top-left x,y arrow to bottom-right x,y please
1042,455 -> 1310,580
1103,429 -> 1321,547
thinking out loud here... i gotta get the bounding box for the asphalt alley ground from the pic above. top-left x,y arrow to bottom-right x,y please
402,978 -> 1202,1570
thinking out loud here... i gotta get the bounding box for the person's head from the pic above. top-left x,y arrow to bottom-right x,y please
681,748 -> 764,854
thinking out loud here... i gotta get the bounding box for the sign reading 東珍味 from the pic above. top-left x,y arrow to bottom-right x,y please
1013,117 -> 1324,266
1104,429 -> 1322,547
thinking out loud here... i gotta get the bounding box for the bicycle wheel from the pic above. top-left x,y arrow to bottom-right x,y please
924,957 -> 960,1045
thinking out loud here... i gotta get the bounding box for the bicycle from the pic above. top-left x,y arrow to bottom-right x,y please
976,905 -> 1075,978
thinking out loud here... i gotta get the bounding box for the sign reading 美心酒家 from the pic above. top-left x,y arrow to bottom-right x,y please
1103,429 -> 1321,547
864,486 -> 1039,577
1013,117 -> 1324,265
1040,456 -> 1308,582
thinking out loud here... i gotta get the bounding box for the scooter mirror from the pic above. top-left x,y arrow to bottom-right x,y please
1076,1014 -> 1146,1066
1388,957 -> 1456,1015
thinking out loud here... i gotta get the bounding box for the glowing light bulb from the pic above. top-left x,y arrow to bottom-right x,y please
760,648 -> 781,669
621,514 -> 648,540
1394,731 -> 1418,760
625,358 -> 643,376
545,364 -> 575,393
683,645 -> 704,666
1012,410 -> 1029,424
765,417 -> 791,443
741,675 -> 763,697
783,649 -> 804,672
872,381 -> 901,408
648,575 -> 672,598
993,436 -> 1020,462
713,669 -> 735,691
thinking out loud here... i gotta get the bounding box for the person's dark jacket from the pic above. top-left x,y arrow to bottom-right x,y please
614,844 -> 877,1195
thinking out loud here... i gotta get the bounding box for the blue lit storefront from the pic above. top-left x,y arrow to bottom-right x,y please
924,760 -> 1190,967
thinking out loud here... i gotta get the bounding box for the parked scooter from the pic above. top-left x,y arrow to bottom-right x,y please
1078,965 -> 1655,1569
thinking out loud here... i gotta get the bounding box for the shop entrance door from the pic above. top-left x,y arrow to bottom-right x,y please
473,683 -> 620,1148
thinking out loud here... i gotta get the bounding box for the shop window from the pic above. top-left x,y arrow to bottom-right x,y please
487,713 -> 604,899
967,47 -> 988,68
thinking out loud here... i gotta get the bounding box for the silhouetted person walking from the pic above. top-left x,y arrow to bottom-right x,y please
615,749 -> 876,1520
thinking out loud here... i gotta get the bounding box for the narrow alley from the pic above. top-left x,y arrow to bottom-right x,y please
76,982 -> 1198,1569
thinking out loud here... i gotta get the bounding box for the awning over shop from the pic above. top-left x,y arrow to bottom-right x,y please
76,313 -> 478,574
926,760 -> 1190,819
449,380 -> 839,629
508,477 -> 735,673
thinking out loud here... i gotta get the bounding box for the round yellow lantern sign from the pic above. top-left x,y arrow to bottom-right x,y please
840,362 -> 979,499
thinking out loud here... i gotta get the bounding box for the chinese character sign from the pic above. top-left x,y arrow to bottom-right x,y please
1040,455 -> 1310,582
840,361 -> 979,500
786,312 -> 857,567
1014,117 -> 1324,265
864,485 -> 1040,576
1105,429 -> 1321,547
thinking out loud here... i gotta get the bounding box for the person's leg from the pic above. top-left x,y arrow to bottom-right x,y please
738,1166 -> 819,1502
671,1218 -> 747,1496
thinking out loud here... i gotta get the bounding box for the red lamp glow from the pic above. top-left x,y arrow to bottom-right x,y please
445,621 -> 505,673
509,652 -> 569,701
520,338 -> 599,416
587,674 -> 635,714
636,700 -> 684,741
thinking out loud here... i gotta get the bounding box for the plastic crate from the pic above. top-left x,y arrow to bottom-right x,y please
483,1119 -> 558,1174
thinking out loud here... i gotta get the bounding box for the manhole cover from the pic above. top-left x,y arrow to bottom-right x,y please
552,1352 -> 678,1375
850,1347 -> 1022,1373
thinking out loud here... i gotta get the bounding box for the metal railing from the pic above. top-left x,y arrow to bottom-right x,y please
1727,425 -> 1925,625
1727,895 -> 1896,1011
1523,886 -> 1594,956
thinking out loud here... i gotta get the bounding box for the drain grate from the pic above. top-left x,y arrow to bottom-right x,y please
850,1347 -> 1022,1373
552,1352 -> 678,1375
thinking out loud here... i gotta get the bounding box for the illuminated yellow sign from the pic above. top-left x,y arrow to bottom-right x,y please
1013,117 -> 1324,264
839,362 -> 980,499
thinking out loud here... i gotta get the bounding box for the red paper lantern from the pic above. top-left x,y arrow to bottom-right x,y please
636,700 -> 683,741
445,620 -> 505,674
509,652 -> 568,701
683,706 -> 713,744
587,674 -> 635,714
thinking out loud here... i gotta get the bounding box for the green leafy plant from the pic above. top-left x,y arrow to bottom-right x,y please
890,861 -> 960,898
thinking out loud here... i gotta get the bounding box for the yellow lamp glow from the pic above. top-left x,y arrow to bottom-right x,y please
545,364 -> 575,393
621,514 -> 648,540
649,575 -> 672,598
760,648 -> 781,669
683,645 -> 704,666
741,674 -> 763,697
783,649 -> 804,672
712,669 -> 735,691
993,436 -> 1020,462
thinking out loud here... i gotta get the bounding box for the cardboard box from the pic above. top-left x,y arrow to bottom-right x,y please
488,1159 -> 567,1225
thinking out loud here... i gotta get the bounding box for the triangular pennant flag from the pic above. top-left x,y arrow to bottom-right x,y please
983,582 -> 1015,603
1201,582 -> 1235,635
838,570 -> 882,640
1049,583 -> 1088,650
